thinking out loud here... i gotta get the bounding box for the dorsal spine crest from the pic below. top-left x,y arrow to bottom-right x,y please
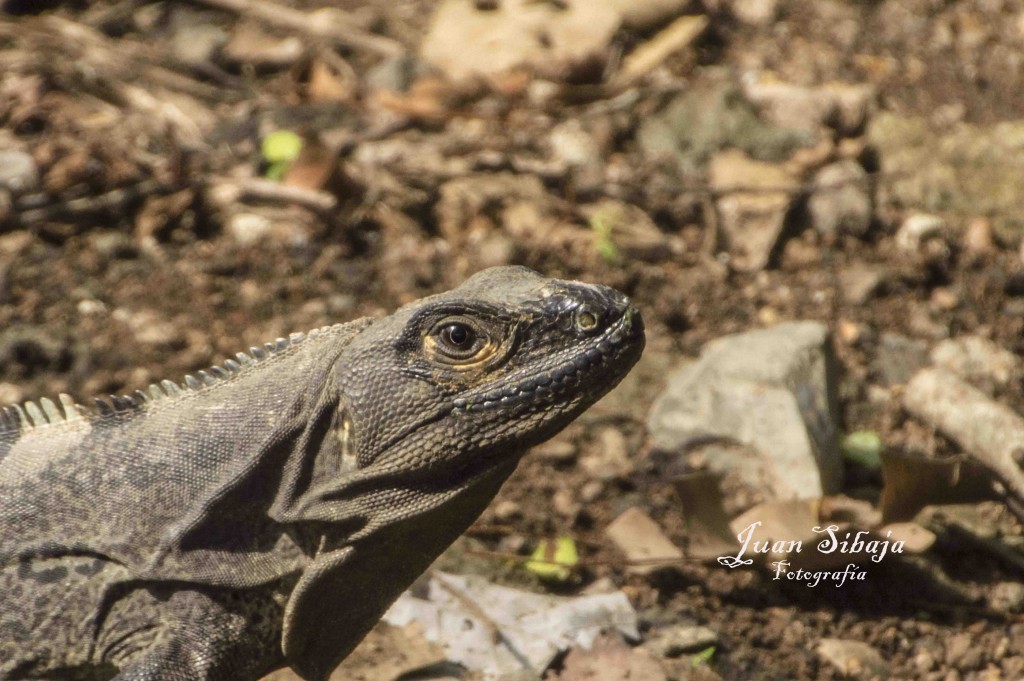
0,324 -> 328,437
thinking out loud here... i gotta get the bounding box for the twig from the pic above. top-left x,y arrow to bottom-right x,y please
12,180 -> 167,226
194,0 -> 405,57
208,177 -> 338,213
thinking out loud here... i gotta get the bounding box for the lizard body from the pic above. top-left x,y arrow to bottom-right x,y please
0,266 -> 644,680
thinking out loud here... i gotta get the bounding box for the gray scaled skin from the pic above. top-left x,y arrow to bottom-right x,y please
0,266 -> 645,681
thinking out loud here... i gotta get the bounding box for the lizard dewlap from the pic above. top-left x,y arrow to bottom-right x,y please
0,266 -> 644,681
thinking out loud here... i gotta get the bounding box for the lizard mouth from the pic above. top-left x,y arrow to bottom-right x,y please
451,306 -> 644,413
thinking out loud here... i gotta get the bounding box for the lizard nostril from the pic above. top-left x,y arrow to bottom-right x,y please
574,306 -> 600,333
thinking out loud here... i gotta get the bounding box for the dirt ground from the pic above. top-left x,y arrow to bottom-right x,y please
3,1 -> 1024,679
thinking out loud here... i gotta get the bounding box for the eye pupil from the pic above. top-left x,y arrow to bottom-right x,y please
442,323 -> 472,347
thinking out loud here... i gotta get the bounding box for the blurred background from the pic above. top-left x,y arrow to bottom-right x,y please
2,1 -> 1024,679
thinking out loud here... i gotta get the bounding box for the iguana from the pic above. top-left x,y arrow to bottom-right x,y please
0,266 -> 644,681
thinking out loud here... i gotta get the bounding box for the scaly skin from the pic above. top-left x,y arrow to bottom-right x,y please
0,266 -> 645,681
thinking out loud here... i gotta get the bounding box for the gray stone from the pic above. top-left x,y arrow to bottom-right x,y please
873,333 -> 928,386
637,75 -> 815,173
648,321 -> 842,500
808,160 -> 873,239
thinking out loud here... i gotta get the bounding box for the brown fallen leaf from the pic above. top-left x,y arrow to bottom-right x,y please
671,469 -> 739,560
604,506 -> 684,574
879,447 -> 997,523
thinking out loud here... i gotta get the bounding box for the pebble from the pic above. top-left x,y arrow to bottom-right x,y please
708,149 -> 798,271
964,216 -> 994,256
816,639 -> 889,678
645,624 -> 719,657
579,427 -> 634,481
604,507 -> 683,575
808,160 -> 872,239
533,439 -> 578,464
873,332 -> 929,386
492,499 -> 522,522
839,264 -> 886,305
0,150 -> 39,194
896,213 -> 946,252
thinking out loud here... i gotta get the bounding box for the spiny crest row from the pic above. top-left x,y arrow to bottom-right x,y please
0,330 -> 314,435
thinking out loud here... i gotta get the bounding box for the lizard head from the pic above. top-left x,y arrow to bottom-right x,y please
332,265 -> 645,478
285,266 -> 644,678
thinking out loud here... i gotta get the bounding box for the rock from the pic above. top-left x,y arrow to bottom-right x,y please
580,426 -> 635,481
0,382 -> 23,405
644,624 -> 719,658
730,0 -> 778,26
225,213 -> 271,246
839,264 -> 886,305
869,113 -> 1024,239
549,120 -> 605,193
987,582 -> 1024,613
709,149 -> 798,271
110,308 -> 183,348
964,216 -> 994,257
492,500 -> 522,522
742,76 -> 837,135
552,489 -> 580,519
873,332 -> 929,387
638,76 -> 814,173
0,150 -> 39,194
944,632 -> 972,667
562,633 -> 668,681
364,55 -> 420,94
604,507 -> 683,575
808,160 -> 872,239
226,211 -> 311,249
533,439 -> 578,464
420,0 -> 620,84
222,23 -> 304,67
896,213 -> 947,252
929,287 -> 959,311
817,639 -> 889,679
648,321 -> 843,500
170,20 -> 226,65
825,83 -> 876,137
930,335 -> 1019,394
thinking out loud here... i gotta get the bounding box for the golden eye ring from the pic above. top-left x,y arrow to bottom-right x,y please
428,317 -> 492,364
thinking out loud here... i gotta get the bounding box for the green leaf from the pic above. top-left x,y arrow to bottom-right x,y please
842,430 -> 883,469
261,130 -> 303,164
525,536 -> 579,581
691,646 -> 716,667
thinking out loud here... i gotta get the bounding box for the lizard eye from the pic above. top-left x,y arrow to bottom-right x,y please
432,319 -> 487,361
